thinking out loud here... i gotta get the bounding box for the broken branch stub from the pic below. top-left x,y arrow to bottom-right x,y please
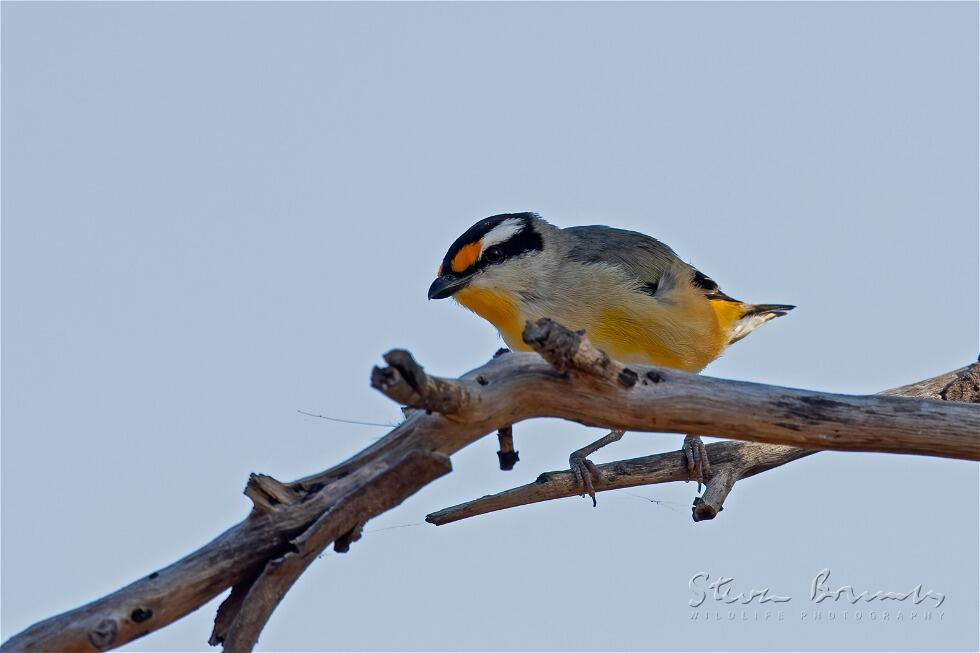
371,349 -> 469,415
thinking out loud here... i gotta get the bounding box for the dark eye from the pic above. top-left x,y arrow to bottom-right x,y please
483,245 -> 503,264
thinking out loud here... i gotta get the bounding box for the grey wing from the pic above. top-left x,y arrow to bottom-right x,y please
563,225 -> 682,292
563,225 -> 737,300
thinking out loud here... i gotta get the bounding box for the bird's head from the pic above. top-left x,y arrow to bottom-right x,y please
427,212 -> 546,301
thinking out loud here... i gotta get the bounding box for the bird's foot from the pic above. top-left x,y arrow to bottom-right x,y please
569,450 -> 602,507
683,434 -> 711,492
568,430 -> 625,507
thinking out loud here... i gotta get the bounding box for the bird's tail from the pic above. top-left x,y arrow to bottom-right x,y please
728,303 -> 795,344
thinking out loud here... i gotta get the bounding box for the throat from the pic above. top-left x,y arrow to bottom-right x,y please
453,287 -> 528,350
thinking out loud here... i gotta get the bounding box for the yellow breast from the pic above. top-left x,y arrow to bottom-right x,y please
454,287 -> 530,351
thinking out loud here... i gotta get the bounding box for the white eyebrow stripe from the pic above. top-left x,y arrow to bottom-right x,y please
480,218 -> 524,249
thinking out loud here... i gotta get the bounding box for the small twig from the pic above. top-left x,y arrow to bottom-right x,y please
243,474 -> 302,513
522,318 -> 615,377
692,464 -> 737,521
496,426 -> 519,470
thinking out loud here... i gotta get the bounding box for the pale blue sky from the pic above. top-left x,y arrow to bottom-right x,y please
2,2 -> 977,652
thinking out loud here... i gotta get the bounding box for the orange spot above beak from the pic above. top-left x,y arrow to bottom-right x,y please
451,242 -> 482,273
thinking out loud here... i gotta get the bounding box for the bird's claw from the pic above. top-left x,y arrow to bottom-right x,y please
683,434 -> 711,492
569,452 -> 601,507
566,429 -> 623,506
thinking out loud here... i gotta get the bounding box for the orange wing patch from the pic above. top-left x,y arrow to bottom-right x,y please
451,242 -> 482,273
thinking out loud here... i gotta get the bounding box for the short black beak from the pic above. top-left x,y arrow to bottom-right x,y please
428,274 -> 470,300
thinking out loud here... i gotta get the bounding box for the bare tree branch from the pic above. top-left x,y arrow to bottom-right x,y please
426,441 -> 815,525
372,319 -> 978,460
426,362 -> 970,525
2,319 -> 976,653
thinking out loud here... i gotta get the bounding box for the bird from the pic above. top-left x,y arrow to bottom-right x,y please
427,212 -> 793,503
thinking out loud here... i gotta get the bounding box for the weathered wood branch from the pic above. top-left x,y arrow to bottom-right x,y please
427,441 -> 815,525
2,319 -> 976,653
426,362 -> 974,525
